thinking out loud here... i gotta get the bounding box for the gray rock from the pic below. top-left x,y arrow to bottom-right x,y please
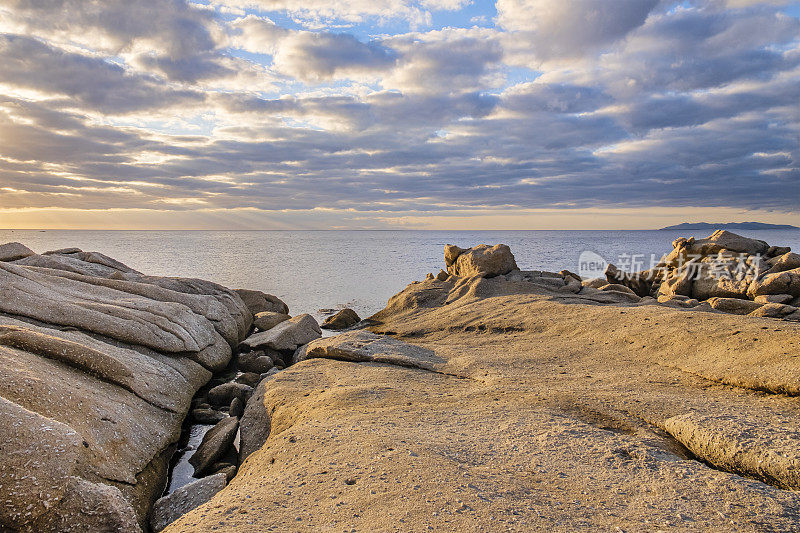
234,289 -> 289,315
207,382 -> 253,407
212,464 -> 238,482
253,311 -> 291,332
189,417 -> 239,477
0,242 -> 35,262
192,408 -> 227,425
239,314 -> 321,352
321,308 -> 361,330
687,230 -> 770,256
149,473 -> 227,532
239,378 -> 272,463
235,372 -> 263,388
238,351 -> 275,374
229,397 -> 244,418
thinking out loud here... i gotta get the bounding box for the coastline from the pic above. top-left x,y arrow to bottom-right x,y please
2,230 -> 800,531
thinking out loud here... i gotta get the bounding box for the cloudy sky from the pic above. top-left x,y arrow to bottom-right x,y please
0,0 -> 798,229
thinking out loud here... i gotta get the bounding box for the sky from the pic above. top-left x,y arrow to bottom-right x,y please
0,0 -> 798,230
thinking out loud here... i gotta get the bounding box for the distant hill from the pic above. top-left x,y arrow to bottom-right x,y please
659,222 -> 799,231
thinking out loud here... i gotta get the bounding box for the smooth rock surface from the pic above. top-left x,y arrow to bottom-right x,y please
239,314 -> 321,352
321,308 -> 361,330
252,311 -> 291,332
189,417 -> 239,477
446,244 -> 518,278
0,242 -> 34,262
150,473 -> 227,532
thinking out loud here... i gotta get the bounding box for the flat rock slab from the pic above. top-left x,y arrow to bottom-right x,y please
240,314 -> 321,352
294,330 -> 444,371
665,411 -> 800,490
150,473 -> 227,532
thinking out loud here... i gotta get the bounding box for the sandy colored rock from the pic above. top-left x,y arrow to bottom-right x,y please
239,314 -> 321,352
150,473 -> 227,532
748,303 -> 797,318
754,294 -> 794,304
446,244 -> 518,278
764,252 -> 800,275
0,242 -> 34,262
167,273 -> 800,532
749,267 -> 800,298
688,229 -> 769,256
321,308 -> 361,330
707,297 -> 764,315
253,311 -> 290,332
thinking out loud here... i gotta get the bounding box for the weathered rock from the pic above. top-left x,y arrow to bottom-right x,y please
767,245 -> 791,257
0,242 -> 35,262
234,289 -> 289,315
748,303 -> 797,318
239,314 -> 321,352
763,252 -> 800,276
446,244 -> 518,278
687,230 -> 770,256
212,464 -> 238,482
748,267 -> 800,298
229,397 -> 244,418
444,244 -> 466,268
43,247 -> 83,255
239,377 -> 272,463
189,417 -> 239,477
235,372 -> 263,388
707,297 -> 764,315
238,352 -> 274,374
754,294 -> 794,304
252,311 -> 291,332
604,264 -> 653,297
658,269 -> 693,298
598,283 -> 637,296
192,408 -> 227,425
321,308 -> 361,330
425,272 -> 435,281
207,382 -> 253,407
581,277 -> 608,289
436,269 -> 449,281
150,473 -> 227,532
295,330 -> 443,371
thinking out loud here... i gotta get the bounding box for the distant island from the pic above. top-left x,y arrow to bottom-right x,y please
660,222 -> 799,231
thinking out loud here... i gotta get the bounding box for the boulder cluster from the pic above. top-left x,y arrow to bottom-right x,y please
600,230 -> 800,320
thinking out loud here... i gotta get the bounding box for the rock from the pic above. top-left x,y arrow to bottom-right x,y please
43,247 -> 83,255
748,268 -> 800,298
658,269 -> 693,298
767,246 -> 791,257
253,311 -> 291,332
425,272 -> 435,281
706,297 -> 764,315
446,244 -> 518,278
321,308 -> 361,330
207,382 -> 253,407
192,408 -> 227,425
436,269 -> 449,281
598,283 -> 637,296
239,314 -> 321,352
754,294 -> 794,304
235,372 -> 263,388
189,417 -> 239,477
238,352 -> 274,374
604,264 -> 653,297
234,289 -> 289,315
748,303 -> 797,318
149,473 -> 227,532
230,397 -> 244,418
763,253 -> 800,276
212,464 -> 238,482
582,277 -> 608,289
444,245 -> 466,267
0,242 -> 35,262
239,377 -> 273,463
295,330 -> 443,371
688,230 -> 769,256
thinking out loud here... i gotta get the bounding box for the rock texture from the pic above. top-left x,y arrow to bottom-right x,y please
320,308 -> 361,330
239,314 -> 321,352
150,473 -> 227,532
166,243 -> 800,532
445,243 -> 518,278
0,244 -> 251,532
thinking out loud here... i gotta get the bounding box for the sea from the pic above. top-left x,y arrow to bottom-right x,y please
3,229 -> 799,322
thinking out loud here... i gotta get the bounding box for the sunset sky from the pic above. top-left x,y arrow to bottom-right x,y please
0,0 -> 798,229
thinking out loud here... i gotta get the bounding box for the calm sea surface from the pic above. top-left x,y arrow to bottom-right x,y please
3,230 -> 799,320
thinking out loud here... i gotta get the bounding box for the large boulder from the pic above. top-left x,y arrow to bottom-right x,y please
707,297 -> 764,315
763,253 -> 800,276
150,473 -> 227,532
321,308 -> 361,330
446,244 -> 518,278
239,314 -> 321,353
0,242 -> 34,262
234,289 -> 289,315
687,230 -> 769,256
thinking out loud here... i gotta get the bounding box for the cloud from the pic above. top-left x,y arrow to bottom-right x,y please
496,0 -> 659,59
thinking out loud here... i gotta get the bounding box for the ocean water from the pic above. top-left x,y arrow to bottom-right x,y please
3,229 -> 799,320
